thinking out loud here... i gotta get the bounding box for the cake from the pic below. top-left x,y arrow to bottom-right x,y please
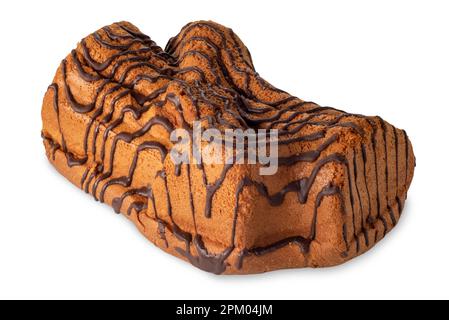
41,21 -> 415,274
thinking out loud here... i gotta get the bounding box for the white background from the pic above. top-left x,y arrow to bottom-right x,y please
0,0 -> 448,300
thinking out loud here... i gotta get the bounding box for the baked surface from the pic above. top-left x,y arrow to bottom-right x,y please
41,21 -> 415,274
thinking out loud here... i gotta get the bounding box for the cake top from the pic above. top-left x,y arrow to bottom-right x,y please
66,21 -> 365,148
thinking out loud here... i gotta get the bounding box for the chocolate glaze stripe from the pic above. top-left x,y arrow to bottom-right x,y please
343,150 -> 358,253
148,188 -> 175,248
46,84 -> 87,167
47,84 -> 66,150
204,163 -> 233,218
112,187 -> 150,214
80,37 -> 186,85
83,164 -> 102,193
277,135 -> 338,166
90,85 -> 126,161
356,145 -> 370,246
240,107 -> 367,140
108,56 -> 155,81
202,20 -> 252,69
371,120 -> 382,221
117,62 -> 173,85
71,50 -> 102,82
167,26 -> 290,106
171,36 -> 239,81
185,35 -> 271,103
166,22 -> 292,106
279,113 -> 345,132
93,88 -> 131,140
79,82 -> 115,157
103,26 -> 135,41
83,168 -> 96,193
388,206 -> 397,226
185,165 -> 198,234
167,26 -> 245,83
361,144 -> 373,224
150,177 -> 189,249
403,130 -> 409,184
339,189 -> 351,253
378,118 -> 390,211
99,141 -> 167,203
131,78 -> 222,124
263,103 -> 328,128
98,104 -> 151,164
158,219 -> 169,248
228,28 -> 255,69
41,133 -> 60,160
393,127 -> 399,195
93,30 -> 145,51
116,25 -> 174,64
384,120 -> 399,219
236,235 -> 309,270
90,116 -> 174,201
362,119 -> 380,226
370,119 -> 385,222
146,188 -> 157,218
80,40 -> 152,72
175,236 -> 234,275
236,95 -> 277,115
61,59 -> 99,114
127,201 -> 147,217
80,168 -> 90,188
236,101 -> 314,126
127,201 -> 148,228
174,23 -> 255,73
379,215 -> 388,240
396,196 -> 403,216
118,24 -> 153,43
173,50 -> 225,85
374,230 -> 379,243
352,148 -> 369,248
309,184 -> 343,240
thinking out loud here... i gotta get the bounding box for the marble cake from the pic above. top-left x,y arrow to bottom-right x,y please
41,21 -> 415,274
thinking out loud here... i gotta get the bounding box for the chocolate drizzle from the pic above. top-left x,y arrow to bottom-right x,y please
45,84 -> 87,167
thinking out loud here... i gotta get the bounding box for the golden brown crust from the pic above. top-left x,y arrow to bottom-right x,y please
41,21 -> 415,274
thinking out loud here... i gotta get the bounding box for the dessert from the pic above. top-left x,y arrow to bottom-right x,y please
41,21 -> 415,274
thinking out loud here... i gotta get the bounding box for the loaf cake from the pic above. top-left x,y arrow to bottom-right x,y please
41,21 -> 415,274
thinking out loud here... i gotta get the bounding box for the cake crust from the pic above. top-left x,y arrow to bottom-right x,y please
41,21 -> 415,274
